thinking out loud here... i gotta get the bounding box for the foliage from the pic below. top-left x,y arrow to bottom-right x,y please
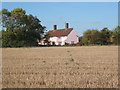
100,28 -> 112,45
80,27 -> 120,45
81,29 -> 102,45
112,26 -> 120,45
1,8 -> 45,47
43,33 -> 50,45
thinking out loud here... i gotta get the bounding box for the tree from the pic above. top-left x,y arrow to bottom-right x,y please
100,28 -> 112,45
43,33 -> 50,45
81,27 -> 117,45
1,8 -> 46,47
81,29 -> 101,45
81,30 -> 92,45
112,26 -> 120,45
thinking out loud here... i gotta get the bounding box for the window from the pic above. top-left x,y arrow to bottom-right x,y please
71,41 -> 74,44
58,42 -> 62,45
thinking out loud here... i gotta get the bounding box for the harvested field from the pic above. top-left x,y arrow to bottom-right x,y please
2,46 -> 118,88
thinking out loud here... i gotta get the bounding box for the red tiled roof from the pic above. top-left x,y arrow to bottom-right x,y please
48,28 -> 73,37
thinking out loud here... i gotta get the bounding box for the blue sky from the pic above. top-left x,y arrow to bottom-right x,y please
2,2 -> 118,36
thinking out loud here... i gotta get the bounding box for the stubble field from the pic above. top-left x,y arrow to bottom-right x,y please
2,46 -> 118,88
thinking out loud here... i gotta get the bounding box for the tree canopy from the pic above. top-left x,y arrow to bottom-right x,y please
1,8 -> 45,47
80,27 -> 120,45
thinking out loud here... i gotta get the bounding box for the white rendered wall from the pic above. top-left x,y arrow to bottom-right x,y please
49,37 -> 57,45
66,30 -> 79,44
49,36 -> 67,45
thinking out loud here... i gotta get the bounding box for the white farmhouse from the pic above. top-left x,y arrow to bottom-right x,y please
39,23 -> 79,45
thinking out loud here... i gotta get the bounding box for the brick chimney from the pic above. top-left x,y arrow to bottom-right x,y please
65,23 -> 69,28
53,25 -> 57,30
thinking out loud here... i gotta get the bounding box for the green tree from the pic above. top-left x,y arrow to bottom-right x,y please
2,8 -> 45,47
112,26 -> 120,45
44,33 -> 50,45
81,29 -> 101,45
100,28 -> 112,45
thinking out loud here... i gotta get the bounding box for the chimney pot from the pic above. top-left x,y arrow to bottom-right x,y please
53,25 -> 57,30
65,23 -> 69,28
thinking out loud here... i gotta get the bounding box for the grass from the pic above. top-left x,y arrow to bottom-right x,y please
2,44 -> 118,49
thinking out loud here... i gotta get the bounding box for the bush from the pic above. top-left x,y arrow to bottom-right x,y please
75,42 -> 84,46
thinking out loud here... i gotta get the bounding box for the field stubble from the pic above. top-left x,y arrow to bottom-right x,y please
2,46 -> 118,88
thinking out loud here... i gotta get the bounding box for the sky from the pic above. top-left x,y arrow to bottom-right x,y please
2,2 -> 118,36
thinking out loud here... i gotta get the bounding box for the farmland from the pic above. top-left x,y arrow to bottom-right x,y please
2,46 -> 118,88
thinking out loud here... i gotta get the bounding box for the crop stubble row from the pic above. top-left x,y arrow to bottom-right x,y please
2,46 -> 118,88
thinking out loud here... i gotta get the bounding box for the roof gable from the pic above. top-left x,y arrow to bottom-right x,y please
48,28 -> 73,37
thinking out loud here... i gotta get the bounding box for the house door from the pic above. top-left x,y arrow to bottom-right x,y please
52,42 -> 55,45
71,41 -> 74,44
